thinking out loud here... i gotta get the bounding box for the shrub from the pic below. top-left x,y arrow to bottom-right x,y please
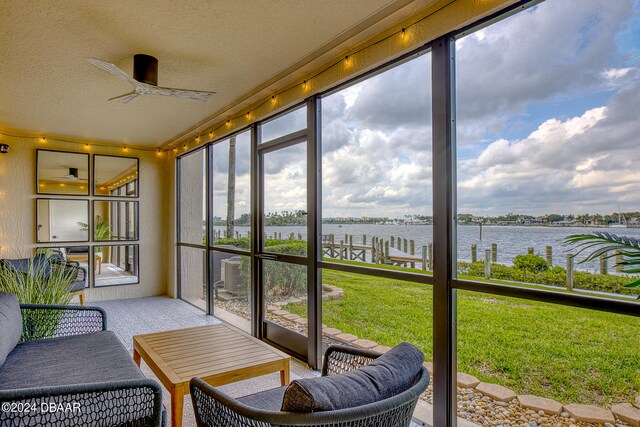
513,254 -> 549,273
457,261 -> 639,297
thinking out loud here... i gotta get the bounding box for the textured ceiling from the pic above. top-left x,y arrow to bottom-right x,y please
0,0 -> 417,147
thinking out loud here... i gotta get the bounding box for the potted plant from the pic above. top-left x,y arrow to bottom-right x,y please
78,216 -> 111,260
0,256 -> 76,340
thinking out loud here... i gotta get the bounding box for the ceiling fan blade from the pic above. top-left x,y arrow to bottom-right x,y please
86,58 -> 137,86
109,90 -> 141,103
145,85 -> 215,101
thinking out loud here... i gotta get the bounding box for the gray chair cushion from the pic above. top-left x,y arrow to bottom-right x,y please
237,386 -> 287,411
0,292 -> 23,366
281,342 -> 424,413
0,330 -> 144,390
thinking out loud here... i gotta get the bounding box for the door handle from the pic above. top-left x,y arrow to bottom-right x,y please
258,253 -> 279,260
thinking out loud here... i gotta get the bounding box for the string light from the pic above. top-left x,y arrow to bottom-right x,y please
173,147 -> 178,153
195,136 -> 201,143
84,143 -> 90,150
165,17 -> 431,146
40,137 -> 46,144
183,144 -> 187,150
157,149 -> 162,156
209,131 -> 214,139
123,146 -> 128,152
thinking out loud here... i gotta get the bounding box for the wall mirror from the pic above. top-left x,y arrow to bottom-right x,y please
35,246 -> 92,288
36,199 -> 89,243
37,150 -> 90,196
93,244 -> 139,287
94,155 -> 139,197
93,201 -> 139,241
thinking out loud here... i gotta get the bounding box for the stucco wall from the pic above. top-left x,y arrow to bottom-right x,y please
0,134 -> 167,301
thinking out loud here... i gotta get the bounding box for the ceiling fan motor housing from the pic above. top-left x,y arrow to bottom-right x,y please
133,54 -> 158,86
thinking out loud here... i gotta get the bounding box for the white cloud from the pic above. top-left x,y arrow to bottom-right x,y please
458,85 -> 640,215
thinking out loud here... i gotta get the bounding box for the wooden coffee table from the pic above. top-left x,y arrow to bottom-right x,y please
133,323 -> 290,427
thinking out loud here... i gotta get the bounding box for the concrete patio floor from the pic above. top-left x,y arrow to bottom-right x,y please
93,295 -> 456,427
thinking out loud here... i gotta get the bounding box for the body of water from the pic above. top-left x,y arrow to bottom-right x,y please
213,224 -> 640,273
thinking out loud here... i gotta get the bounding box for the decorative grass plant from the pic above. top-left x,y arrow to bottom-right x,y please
0,256 -> 76,341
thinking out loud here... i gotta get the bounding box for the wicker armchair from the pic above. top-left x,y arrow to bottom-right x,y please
0,304 -> 164,427
190,345 -> 429,427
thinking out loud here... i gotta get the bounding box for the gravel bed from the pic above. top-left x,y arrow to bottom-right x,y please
420,388 -> 629,427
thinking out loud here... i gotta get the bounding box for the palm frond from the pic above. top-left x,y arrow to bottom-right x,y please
564,232 -> 640,291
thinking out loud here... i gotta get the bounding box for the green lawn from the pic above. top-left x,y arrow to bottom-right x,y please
285,269 -> 640,406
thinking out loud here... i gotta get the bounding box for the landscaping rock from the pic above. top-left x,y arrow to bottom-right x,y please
475,382 -> 517,402
322,327 -> 342,337
335,333 -> 358,343
611,403 -> 640,427
371,345 -> 391,354
563,404 -> 615,424
352,339 -> 377,349
266,305 -> 278,312
282,313 -> 300,320
518,394 -> 562,415
423,362 -> 433,376
273,310 -> 289,316
457,372 -> 480,388
635,395 -> 640,409
293,317 -> 307,325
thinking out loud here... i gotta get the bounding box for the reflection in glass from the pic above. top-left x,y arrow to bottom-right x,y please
263,260 -> 307,333
94,155 -> 139,197
262,142 -> 307,255
93,201 -> 138,241
37,150 -> 89,196
210,131 -> 251,245
36,246 -> 91,288
93,244 -> 139,286
36,199 -> 89,243
260,106 -> 307,143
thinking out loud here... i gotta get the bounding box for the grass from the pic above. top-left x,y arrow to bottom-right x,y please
285,269 -> 640,406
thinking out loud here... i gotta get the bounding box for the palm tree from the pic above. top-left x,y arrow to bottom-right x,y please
564,231 -> 640,290
226,136 -> 236,239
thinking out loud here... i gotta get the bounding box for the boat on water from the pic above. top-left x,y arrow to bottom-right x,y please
609,209 -> 628,228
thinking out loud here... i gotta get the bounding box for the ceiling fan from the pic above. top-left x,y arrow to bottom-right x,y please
54,168 -> 87,181
86,54 -> 215,103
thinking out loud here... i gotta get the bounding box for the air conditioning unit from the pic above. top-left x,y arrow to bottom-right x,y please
222,258 -> 241,294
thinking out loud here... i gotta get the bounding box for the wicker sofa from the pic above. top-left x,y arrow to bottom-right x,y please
0,293 -> 164,426
190,343 -> 430,427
